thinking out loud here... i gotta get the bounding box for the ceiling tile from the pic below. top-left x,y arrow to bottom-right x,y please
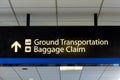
80,67 -> 106,80
37,67 -> 60,80
101,67 -> 120,77
100,77 -> 118,80
11,0 -> 55,7
100,67 -> 120,80
13,8 -> 56,26
59,21 -> 93,26
103,0 -> 120,7
58,0 -> 102,7
98,21 -> 120,26
0,8 -> 18,26
0,67 -> 21,80
13,67 -> 41,80
0,0 -> 10,7
61,70 -> 81,80
58,8 -> 99,20
99,8 -> 120,21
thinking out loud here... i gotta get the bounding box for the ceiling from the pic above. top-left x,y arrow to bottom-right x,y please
0,66 -> 120,80
0,0 -> 120,26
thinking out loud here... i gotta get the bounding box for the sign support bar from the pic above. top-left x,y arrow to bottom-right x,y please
26,13 -> 30,26
94,13 -> 98,26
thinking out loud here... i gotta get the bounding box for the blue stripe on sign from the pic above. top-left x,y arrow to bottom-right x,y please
0,58 -> 120,64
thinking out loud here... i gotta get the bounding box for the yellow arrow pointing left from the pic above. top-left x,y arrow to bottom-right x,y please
11,41 -> 21,52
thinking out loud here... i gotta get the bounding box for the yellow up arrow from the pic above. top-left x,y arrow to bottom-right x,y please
11,41 -> 21,52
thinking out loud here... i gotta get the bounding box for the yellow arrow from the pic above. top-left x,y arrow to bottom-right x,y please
11,41 -> 21,52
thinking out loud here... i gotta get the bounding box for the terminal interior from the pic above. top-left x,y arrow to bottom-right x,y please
0,0 -> 120,80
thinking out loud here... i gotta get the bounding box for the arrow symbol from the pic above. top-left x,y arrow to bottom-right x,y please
11,41 -> 21,52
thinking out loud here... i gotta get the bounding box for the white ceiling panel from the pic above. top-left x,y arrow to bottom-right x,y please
13,8 -> 56,26
0,0 -> 17,26
0,21 -> 18,26
58,8 -> 99,20
103,0 -> 120,7
101,67 -> 120,77
100,77 -> 118,80
100,67 -> 120,80
80,67 -> 106,80
31,22 -> 56,26
98,21 -> 120,26
0,0 -> 10,7
11,0 -> 55,7
61,70 -> 81,80
0,67 -> 21,80
37,67 -> 60,80
58,21 -> 93,26
0,8 -> 18,26
0,8 -> 16,21
99,8 -> 120,22
13,67 -> 41,80
58,0 -> 102,7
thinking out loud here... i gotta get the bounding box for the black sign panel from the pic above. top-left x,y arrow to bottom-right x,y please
0,26 -> 120,58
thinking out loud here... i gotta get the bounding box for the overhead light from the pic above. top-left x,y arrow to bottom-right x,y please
29,78 -> 34,80
118,78 -> 120,80
60,66 -> 83,71
22,68 -> 28,70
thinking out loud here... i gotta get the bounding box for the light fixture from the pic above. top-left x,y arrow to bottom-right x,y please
22,67 -> 28,70
118,78 -> 120,80
29,78 -> 34,80
60,66 -> 83,71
